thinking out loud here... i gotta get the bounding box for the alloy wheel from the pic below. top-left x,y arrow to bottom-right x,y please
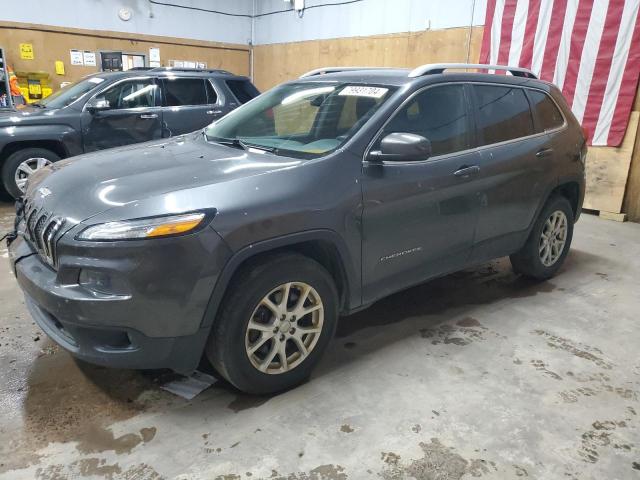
539,210 -> 568,267
245,282 -> 324,374
15,157 -> 52,193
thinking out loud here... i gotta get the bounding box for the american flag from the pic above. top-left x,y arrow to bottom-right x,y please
479,0 -> 640,146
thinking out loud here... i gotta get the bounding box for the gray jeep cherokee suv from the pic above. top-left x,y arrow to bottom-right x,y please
8,63 -> 586,394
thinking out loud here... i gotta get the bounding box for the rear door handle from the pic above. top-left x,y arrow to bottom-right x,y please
207,109 -> 223,115
454,165 -> 480,177
536,147 -> 553,157
140,113 -> 158,119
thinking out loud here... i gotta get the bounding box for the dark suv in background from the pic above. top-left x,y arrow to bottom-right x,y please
0,67 -> 259,198
8,63 -> 586,395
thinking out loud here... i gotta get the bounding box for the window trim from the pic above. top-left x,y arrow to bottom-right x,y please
363,81 -> 568,166
82,76 -> 160,112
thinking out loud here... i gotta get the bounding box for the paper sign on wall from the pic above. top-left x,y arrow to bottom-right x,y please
150,61 -> 161,68
83,51 -> 97,67
19,43 -> 34,60
70,50 -> 83,66
149,47 -> 160,63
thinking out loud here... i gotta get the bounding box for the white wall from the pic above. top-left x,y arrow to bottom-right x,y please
2,0 -> 487,46
253,0 -> 487,45
2,0 -> 253,45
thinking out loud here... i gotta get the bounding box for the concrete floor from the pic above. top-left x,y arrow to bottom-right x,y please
0,201 -> 639,480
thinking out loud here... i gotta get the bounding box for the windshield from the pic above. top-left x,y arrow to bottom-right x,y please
205,82 -> 396,159
38,76 -> 106,109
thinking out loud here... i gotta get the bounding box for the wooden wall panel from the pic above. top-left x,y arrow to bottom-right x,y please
584,112 -> 639,213
0,21 -> 250,90
253,26 -> 482,91
622,108 -> 640,221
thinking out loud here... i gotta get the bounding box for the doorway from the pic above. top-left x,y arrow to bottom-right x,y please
100,51 -> 146,72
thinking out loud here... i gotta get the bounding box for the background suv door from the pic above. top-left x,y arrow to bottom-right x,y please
361,84 -> 482,303
82,77 -> 162,152
468,83 -> 558,263
159,77 -> 221,136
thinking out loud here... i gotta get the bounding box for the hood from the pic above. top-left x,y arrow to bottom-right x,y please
25,133 -> 302,224
0,105 -> 54,125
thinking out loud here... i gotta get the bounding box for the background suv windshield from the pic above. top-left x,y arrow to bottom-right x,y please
37,76 -> 106,109
205,82 -> 396,159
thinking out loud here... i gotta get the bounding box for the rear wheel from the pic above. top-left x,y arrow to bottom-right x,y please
2,148 -> 60,198
206,253 -> 338,394
510,195 -> 574,280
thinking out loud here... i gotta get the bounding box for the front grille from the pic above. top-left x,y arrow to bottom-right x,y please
22,200 -> 65,268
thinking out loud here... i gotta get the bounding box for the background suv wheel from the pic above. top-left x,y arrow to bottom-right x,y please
2,148 -> 60,198
206,253 -> 338,394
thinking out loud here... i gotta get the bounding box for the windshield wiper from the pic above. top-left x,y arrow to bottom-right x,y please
205,134 -> 249,151
205,134 -> 276,153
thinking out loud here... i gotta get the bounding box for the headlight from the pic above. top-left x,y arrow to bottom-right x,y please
77,212 -> 207,241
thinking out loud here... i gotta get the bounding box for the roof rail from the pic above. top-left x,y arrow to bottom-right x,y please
299,66 -> 392,78
149,67 -> 233,75
408,63 -> 537,79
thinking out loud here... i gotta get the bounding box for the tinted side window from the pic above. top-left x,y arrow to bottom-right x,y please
528,90 -> 564,132
205,80 -> 218,104
379,84 -> 472,158
162,78 -> 207,106
102,79 -> 157,109
225,79 -> 260,104
473,85 -> 534,145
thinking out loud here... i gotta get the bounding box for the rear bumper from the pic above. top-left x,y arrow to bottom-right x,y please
9,226 -> 231,373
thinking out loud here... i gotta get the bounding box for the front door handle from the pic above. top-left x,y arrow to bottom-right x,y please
140,113 -> 158,119
536,147 -> 553,157
206,109 -> 223,115
454,165 -> 480,177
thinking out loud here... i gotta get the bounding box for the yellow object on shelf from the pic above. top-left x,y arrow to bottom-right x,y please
15,70 -> 52,103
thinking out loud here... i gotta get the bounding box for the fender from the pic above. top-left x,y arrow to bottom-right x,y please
0,124 -> 83,158
199,229 -> 362,329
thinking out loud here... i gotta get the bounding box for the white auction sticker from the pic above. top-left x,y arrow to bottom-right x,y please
339,86 -> 388,98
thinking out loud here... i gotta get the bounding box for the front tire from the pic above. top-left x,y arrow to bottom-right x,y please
2,148 -> 60,198
510,195 -> 574,280
206,253 -> 339,395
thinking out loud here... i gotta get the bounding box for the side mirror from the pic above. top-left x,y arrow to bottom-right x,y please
368,132 -> 432,162
86,96 -> 111,113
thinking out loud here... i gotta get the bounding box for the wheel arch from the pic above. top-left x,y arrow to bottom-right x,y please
200,229 -> 361,330
0,139 -> 69,162
551,180 -> 582,219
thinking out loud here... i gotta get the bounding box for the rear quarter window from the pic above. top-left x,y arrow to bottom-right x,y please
528,90 -> 565,132
473,85 -> 534,145
225,79 -> 260,104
